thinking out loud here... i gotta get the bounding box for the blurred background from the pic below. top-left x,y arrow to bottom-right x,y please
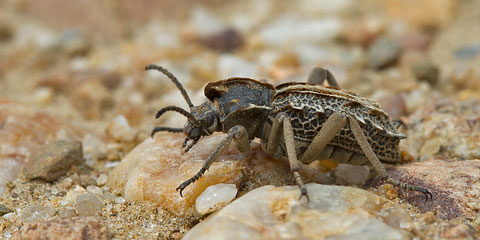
2,0 -> 480,238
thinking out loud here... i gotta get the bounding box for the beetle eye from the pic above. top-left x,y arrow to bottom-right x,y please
206,113 -> 215,126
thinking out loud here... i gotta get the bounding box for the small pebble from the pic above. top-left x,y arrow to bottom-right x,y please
411,61 -> 440,86
21,204 -> 56,222
198,28 -> 244,52
367,37 -> 402,69
115,197 -> 126,204
0,204 -> 12,216
23,140 -> 84,182
335,164 -> 370,186
96,173 -> 108,186
76,193 -> 103,216
80,175 -> 97,187
58,209 -> 76,218
106,115 -> 137,142
87,186 -> 103,195
195,183 -> 237,215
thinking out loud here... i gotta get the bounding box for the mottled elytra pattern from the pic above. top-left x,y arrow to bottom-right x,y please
273,83 -> 405,162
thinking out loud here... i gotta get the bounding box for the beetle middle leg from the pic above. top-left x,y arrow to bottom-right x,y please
349,117 -> 432,200
307,67 -> 340,87
176,125 -> 249,197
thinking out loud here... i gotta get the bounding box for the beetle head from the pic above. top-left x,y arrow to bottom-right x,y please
146,64 -> 220,152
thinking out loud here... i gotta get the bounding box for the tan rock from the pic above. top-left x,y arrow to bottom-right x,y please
0,100 -> 83,195
108,132 -> 294,216
107,132 -> 248,216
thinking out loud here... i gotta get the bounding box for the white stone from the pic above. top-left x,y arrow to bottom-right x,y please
106,115 -> 137,142
96,173 -> 108,186
183,184 -> 408,240
87,186 -> 103,195
195,184 -> 237,215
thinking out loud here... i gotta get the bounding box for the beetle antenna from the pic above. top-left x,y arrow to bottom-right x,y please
155,106 -> 199,126
146,64 -> 195,110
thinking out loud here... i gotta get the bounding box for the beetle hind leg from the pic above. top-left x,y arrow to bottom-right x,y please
307,67 -> 340,87
349,117 -> 432,201
281,114 -> 309,201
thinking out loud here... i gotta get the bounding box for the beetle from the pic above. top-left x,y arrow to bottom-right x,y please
146,64 -> 431,199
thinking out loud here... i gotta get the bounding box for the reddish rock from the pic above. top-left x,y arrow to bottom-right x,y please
14,217 -> 107,240
375,159 -> 480,220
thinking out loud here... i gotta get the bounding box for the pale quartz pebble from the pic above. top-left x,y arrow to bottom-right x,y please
195,184 -> 237,215
183,184 -> 408,240
96,173 -> 108,186
75,193 -> 103,216
87,186 -> 103,195
115,197 -> 126,204
335,164 -> 370,186
32,87 -> 55,105
21,204 -> 56,222
106,115 -> 137,142
58,209 -> 76,218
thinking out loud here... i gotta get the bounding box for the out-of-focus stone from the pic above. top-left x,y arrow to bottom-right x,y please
183,184 -> 408,240
195,184 -> 237,215
375,159 -> 480,220
15,216 -> 107,240
259,16 -> 342,47
198,29 -> 244,52
0,204 -> 12,216
96,173 -> 108,186
411,61 -> 440,86
76,193 -> 103,216
367,37 -> 402,69
70,80 -> 114,120
377,93 -> 407,120
403,99 -> 480,160
441,223 -> 476,239
217,54 -> 258,79
342,18 -> 384,47
334,164 -> 369,186
0,100 -> 83,194
79,175 -> 97,187
106,115 -> 137,142
23,140 -> 83,182
20,204 -> 56,222
383,0 -> 456,28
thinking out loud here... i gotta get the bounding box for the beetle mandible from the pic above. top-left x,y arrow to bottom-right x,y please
146,64 -> 431,199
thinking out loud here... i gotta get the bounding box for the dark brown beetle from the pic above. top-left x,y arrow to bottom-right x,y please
146,64 -> 430,199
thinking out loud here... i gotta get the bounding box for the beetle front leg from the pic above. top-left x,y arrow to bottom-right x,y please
349,117 -> 432,200
307,67 -> 340,87
176,125 -> 248,197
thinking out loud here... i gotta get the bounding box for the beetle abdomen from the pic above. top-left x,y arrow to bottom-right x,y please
272,83 -> 405,163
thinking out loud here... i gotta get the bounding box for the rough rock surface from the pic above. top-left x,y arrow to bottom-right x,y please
107,132 -> 294,216
403,99 -> 480,160
184,184 -> 409,240
13,217 -> 107,240
376,159 -> 480,220
0,100 -> 83,194
22,140 -> 84,182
